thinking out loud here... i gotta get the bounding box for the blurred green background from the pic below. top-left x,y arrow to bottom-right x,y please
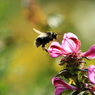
0,0 -> 95,95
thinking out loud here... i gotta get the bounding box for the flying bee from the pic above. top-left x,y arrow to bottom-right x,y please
33,28 -> 57,52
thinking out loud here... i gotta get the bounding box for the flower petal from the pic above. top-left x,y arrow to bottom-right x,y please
88,65 -> 95,84
82,45 -> 95,59
48,42 -> 66,58
62,33 -> 81,54
54,87 -> 65,95
64,32 -> 78,39
52,77 -> 77,95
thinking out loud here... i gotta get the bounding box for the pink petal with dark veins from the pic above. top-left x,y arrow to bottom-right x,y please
48,42 -> 66,58
52,77 -> 77,95
82,45 -> 95,59
62,33 -> 81,54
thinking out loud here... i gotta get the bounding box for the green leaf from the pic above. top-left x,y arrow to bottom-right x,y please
61,89 -> 75,95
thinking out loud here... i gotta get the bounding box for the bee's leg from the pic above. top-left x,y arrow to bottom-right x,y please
42,45 -> 48,52
43,48 -> 48,52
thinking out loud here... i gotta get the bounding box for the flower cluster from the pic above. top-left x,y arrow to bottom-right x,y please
48,33 -> 95,95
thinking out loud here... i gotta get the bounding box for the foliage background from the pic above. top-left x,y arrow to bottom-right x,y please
0,0 -> 95,95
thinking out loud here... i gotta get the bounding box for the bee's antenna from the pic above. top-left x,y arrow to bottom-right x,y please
56,32 -> 63,35
56,30 -> 66,35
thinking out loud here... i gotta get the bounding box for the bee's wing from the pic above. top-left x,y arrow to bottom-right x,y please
33,28 -> 44,35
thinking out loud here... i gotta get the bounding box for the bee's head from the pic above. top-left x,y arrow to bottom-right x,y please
47,31 -> 57,39
52,33 -> 57,39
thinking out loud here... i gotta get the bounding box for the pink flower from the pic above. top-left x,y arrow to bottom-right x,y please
88,65 -> 95,84
48,32 -> 95,58
52,77 -> 77,95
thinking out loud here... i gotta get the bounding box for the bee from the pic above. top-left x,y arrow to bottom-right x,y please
33,28 -> 57,52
